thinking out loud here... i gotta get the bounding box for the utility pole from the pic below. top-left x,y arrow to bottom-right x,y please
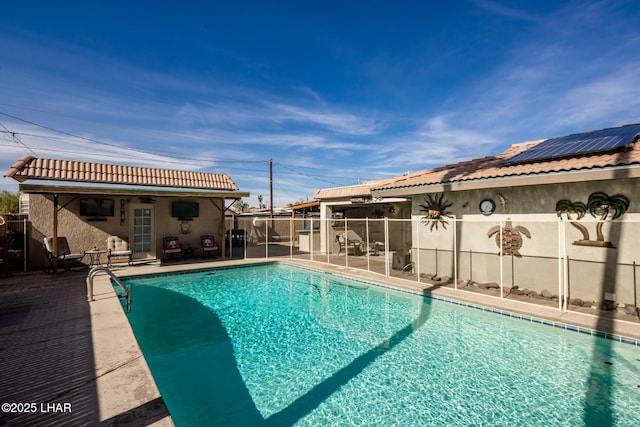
269,158 -> 274,218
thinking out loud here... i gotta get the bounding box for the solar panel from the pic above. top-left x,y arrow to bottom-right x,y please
502,124 -> 640,165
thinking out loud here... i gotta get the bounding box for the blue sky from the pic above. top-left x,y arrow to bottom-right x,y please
1,1 -> 640,207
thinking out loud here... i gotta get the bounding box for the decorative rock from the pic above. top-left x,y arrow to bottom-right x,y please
541,290 -> 553,298
569,298 -> 584,306
593,301 -> 613,310
624,306 -> 638,316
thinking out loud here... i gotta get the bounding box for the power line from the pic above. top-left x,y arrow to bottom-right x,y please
0,111 -> 364,192
0,137 -> 265,168
0,128 -> 361,181
0,112 -> 268,166
0,110 -> 138,150
0,141 -> 273,174
0,115 -> 360,207
274,162 -> 352,186
0,122 -> 38,157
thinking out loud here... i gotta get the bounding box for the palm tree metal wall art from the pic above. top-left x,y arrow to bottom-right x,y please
555,199 -> 590,242
556,192 -> 629,248
586,192 -> 630,248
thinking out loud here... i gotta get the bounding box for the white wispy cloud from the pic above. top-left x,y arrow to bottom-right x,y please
364,116 -> 500,175
548,63 -> 640,128
433,1 -> 640,143
3,2 -> 640,206
263,102 -> 383,136
469,0 -> 541,22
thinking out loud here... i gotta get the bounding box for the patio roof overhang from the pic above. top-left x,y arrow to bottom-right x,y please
17,179 -> 250,199
322,197 -> 409,207
290,200 -> 320,212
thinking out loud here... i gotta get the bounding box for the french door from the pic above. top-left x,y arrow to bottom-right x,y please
130,204 -> 155,258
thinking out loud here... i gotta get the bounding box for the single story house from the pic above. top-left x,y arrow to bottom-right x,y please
4,156 -> 249,270
315,124 -> 640,306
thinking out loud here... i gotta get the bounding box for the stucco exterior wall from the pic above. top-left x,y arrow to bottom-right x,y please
28,194 -> 225,269
411,178 -> 640,305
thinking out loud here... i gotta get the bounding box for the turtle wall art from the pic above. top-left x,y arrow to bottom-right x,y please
556,192 -> 629,248
487,219 -> 531,257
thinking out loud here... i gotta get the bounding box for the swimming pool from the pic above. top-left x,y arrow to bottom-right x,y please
119,263 -> 640,426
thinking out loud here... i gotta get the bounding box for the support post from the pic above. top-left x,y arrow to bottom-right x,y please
53,194 -> 59,275
269,158 -> 274,218
499,220 -> 503,299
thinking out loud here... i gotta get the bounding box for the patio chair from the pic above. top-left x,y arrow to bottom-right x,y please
0,236 -> 9,277
106,236 -> 133,267
162,236 -> 183,260
335,230 -> 365,255
200,235 -> 220,257
369,232 -> 386,256
43,236 -> 86,273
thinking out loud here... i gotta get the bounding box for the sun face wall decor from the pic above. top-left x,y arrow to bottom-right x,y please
419,193 -> 454,231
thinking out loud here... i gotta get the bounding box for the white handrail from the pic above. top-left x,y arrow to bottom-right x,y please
87,266 -> 131,312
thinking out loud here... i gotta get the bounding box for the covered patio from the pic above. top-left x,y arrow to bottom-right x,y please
3,156 -> 249,272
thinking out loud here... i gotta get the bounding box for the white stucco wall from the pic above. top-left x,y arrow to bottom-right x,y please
411,178 -> 640,305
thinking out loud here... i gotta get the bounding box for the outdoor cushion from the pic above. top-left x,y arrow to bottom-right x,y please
201,236 -> 219,251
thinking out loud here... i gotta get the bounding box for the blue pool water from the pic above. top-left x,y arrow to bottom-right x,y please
120,263 -> 640,426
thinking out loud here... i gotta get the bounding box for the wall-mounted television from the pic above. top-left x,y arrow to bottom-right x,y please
172,201 -> 199,218
80,198 -> 115,217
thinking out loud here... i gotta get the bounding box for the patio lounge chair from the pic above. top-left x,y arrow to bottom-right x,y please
200,235 -> 220,257
106,236 -> 133,267
336,230 -> 365,255
162,236 -> 183,260
43,236 -> 85,273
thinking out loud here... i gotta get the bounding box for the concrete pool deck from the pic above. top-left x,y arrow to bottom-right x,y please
1,257 -> 639,426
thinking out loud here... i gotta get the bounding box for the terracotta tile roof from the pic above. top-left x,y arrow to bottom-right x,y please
374,136 -> 640,192
4,156 -> 240,191
313,178 -> 397,200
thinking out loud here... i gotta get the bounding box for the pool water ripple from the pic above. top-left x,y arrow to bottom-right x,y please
121,263 -> 640,426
